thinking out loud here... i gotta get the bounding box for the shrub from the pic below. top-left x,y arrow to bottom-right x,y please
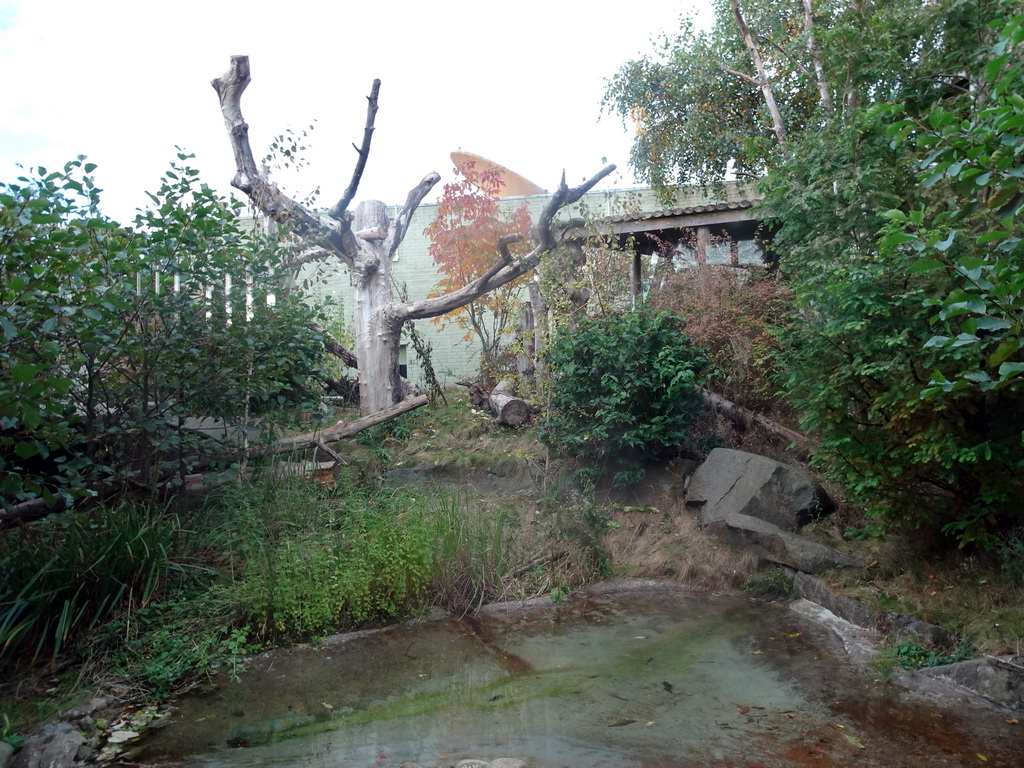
764,110 -> 1024,550
222,475 -> 437,639
0,156 -> 327,511
539,308 -> 706,484
650,266 -> 793,413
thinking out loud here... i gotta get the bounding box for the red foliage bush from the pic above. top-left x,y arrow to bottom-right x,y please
649,265 -> 793,413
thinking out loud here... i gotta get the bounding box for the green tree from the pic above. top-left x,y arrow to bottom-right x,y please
604,0 -> 955,195
0,156 -> 327,516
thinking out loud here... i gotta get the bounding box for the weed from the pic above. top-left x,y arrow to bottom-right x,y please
0,501 -> 199,669
108,589 -> 252,699
998,528 -> 1024,585
742,567 -> 794,599
2,713 -> 25,750
871,638 -> 975,679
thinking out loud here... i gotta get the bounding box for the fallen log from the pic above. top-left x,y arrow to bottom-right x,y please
489,381 -> 531,427
700,388 -> 816,456
270,394 -> 428,455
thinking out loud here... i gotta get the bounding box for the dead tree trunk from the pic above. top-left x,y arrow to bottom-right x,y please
701,388 -> 815,457
213,56 -> 614,416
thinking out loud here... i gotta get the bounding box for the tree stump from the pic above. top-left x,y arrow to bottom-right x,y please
489,381 -> 530,426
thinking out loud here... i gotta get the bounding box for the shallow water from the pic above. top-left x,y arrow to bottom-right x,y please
138,581 -> 1023,767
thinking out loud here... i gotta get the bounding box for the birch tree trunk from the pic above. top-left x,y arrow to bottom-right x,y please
731,0 -> 788,146
802,0 -> 835,118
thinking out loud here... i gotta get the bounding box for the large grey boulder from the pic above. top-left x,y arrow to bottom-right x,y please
10,723 -> 84,768
686,448 -> 834,530
894,657 -> 1024,711
706,513 -> 863,573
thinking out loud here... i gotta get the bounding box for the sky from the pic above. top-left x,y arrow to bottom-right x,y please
0,0 -> 709,223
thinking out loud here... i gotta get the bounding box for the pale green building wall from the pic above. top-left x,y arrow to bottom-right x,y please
302,183 -> 755,387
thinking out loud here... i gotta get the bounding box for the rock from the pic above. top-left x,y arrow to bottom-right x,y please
455,761 -> 490,768
790,598 -> 881,665
893,657 -> 1024,711
883,612 -> 959,650
58,705 -> 93,723
489,760 -> 527,768
11,723 -> 84,768
0,741 -> 13,768
707,513 -> 864,573
794,571 -> 873,628
686,448 -> 834,531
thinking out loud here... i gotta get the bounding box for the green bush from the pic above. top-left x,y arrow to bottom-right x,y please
763,21 -> 1024,549
741,567 -> 794,599
0,156 -> 327,510
539,308 -> 706,484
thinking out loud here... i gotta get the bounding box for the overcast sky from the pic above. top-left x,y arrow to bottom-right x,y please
0,1 -> 709,223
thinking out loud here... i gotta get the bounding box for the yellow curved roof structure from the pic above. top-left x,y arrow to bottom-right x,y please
450,151 -> 546,198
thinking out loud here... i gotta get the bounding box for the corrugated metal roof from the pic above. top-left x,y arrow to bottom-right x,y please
606,199 -> 759,224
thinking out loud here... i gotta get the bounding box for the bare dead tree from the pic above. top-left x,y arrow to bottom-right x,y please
212,56 -> 614,415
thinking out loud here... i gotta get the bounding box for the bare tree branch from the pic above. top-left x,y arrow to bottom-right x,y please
272,394 -> 428,453
533,165 -> 617,252
328,79 -> 381,222
397,164 -> 615,322
755,35 -> 811,77
311,321 -> 359,368
385,172 -> 442,258
212,56 -> 359,263
716,61 -> 760,86
284,247 -> 336,271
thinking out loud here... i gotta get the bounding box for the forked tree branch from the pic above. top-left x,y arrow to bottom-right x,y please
212,56 -> 359,263
386,172 -> 442,258
398,164 -> 615,321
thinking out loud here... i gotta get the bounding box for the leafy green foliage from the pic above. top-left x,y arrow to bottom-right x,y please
222,476 -> 438,638
765,108 -> 1024,548
110,590 -> 252,698
741,567 -> 794,599
540,309 -> 706,484
603,0 -> 939,197
604,1 -> 817,194
0,156 -> 327,509
880,11 -> 1024,396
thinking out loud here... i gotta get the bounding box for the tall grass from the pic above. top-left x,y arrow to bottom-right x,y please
429,493 -> 514,613
0,502 -> 191,667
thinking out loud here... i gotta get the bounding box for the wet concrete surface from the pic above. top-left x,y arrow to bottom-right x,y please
136,581 -> 1023,767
